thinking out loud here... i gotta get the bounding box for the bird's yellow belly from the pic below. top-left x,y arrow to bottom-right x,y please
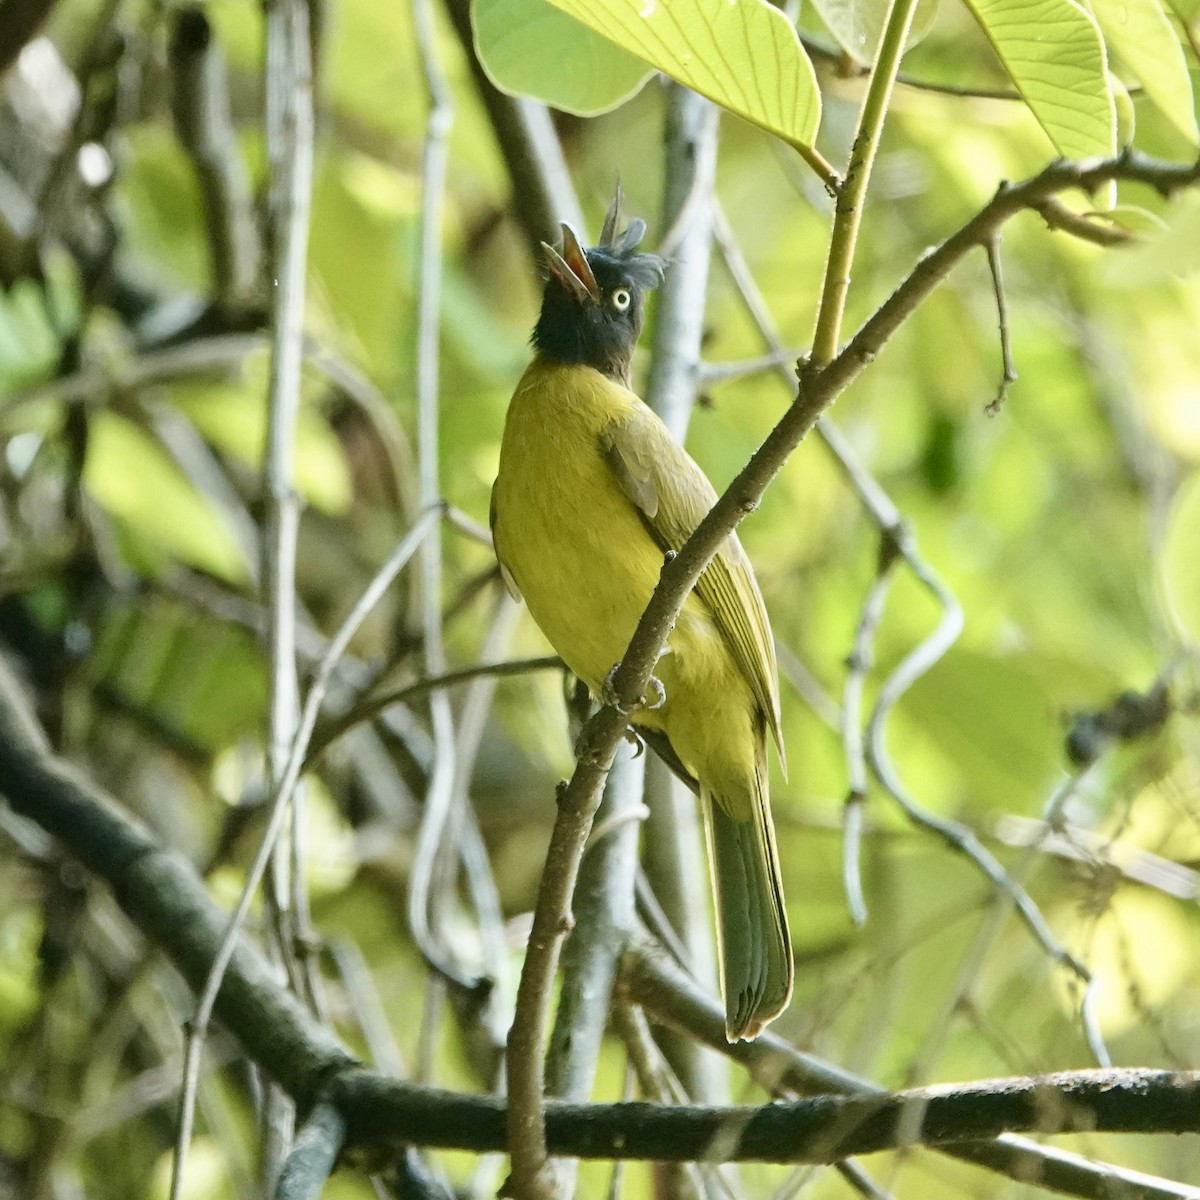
495,444 -> 663,694
493,441 -> 757,797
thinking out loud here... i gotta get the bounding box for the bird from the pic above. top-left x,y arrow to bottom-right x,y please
490,189 -> 792,1041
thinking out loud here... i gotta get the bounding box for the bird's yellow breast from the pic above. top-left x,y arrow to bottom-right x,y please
491,360 -> 669,694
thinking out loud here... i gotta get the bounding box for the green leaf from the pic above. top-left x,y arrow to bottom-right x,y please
84,412 -> 249,582
1160,469 -> 1200,642
543,0 -> 821,148
1090,0 -> 1198,144
1104,191 -> 1200,283
962,0 -> 1116,159
810,0 -> 941,66
472,0 -> 653,116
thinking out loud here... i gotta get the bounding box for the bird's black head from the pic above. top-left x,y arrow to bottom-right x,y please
531,190 -> 666,386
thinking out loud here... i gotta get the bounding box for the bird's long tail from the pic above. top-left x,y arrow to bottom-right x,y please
704,760 -> 793,1042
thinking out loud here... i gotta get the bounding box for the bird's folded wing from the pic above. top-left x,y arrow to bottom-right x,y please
601,404 -> 785,769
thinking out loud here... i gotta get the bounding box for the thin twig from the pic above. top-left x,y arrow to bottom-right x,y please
640,83 -> 732,1134
170,0 -> 315,1192
1034,197 -> 1135,247
304,655 -> 564,768
168,6 -> 262,314
168,503 -> 438,1200
840,538 -> 901,927
407,0 -> 459,1004
983,235 -> 1017,415
699,349 -> 811,386
862,547 -> 1111,1068
426,592 -> 520,1026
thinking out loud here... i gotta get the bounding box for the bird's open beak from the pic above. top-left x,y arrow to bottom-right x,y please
541,223 -> 600,304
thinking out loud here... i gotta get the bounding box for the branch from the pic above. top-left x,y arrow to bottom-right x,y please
407,0 -> 464,1001
810,0 -> 922,364
620,937 -> 1198,1199
304,655 -> 564,767
274,1101 -> 346,1200
332,1068 -> 1200,1169
828,153 -> 1200,399
168,7 -> 262,316
172,0 -> 317,1190
1,661 -> 1197,1197
504,144 -> 1200,1200
0,0 -> 58,76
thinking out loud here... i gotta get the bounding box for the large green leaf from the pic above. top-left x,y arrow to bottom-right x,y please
1090,0 -> 1198,144
543,0 -> 821,149
472,0 -> 653,116
963,0 -> 1116,159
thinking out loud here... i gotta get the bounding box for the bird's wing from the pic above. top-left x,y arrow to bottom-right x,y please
602,403 -> 785,768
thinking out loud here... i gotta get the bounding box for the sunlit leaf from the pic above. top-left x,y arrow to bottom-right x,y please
1091,0 -> 1198,144
962,0 -> 1116,159
1104,191 -> 1200,285
543,0 -> 821,148
172,381 -> 353,515
809,0 -> 940,65
1160,468 -> 1200,642
84,412 -> 249,582
472,0 -> 653,116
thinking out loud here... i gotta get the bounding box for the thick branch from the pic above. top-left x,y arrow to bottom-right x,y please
1,659 -> 1197,1197
331,1068 -> 1200,1168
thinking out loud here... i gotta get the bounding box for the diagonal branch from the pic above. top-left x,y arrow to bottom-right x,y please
502,146 -> 1200,1200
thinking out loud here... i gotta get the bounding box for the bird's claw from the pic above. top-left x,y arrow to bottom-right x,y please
602,666 -> 668,716
601,665 -> 630,714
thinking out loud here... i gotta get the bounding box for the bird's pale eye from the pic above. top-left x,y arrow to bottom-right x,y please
611,287 -> 632,312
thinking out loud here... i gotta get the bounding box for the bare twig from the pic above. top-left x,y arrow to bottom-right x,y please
168,501 -> 438,1200
274,1101 -> 346,1200
168,7 -> 262,315
170,0 -> 315,1192
983,235 -> 1017,415
861,545 -> 1110,1068
841,536 -> 901,926
1034,198 -> 1135,247
699,349 -> 811,386
406,0 -> 459,1005
304,655 -> 564,767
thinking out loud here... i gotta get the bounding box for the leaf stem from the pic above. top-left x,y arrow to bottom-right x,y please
810,0 -> 921,365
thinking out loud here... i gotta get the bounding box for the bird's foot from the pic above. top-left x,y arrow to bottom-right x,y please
601,666 -> 667,716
